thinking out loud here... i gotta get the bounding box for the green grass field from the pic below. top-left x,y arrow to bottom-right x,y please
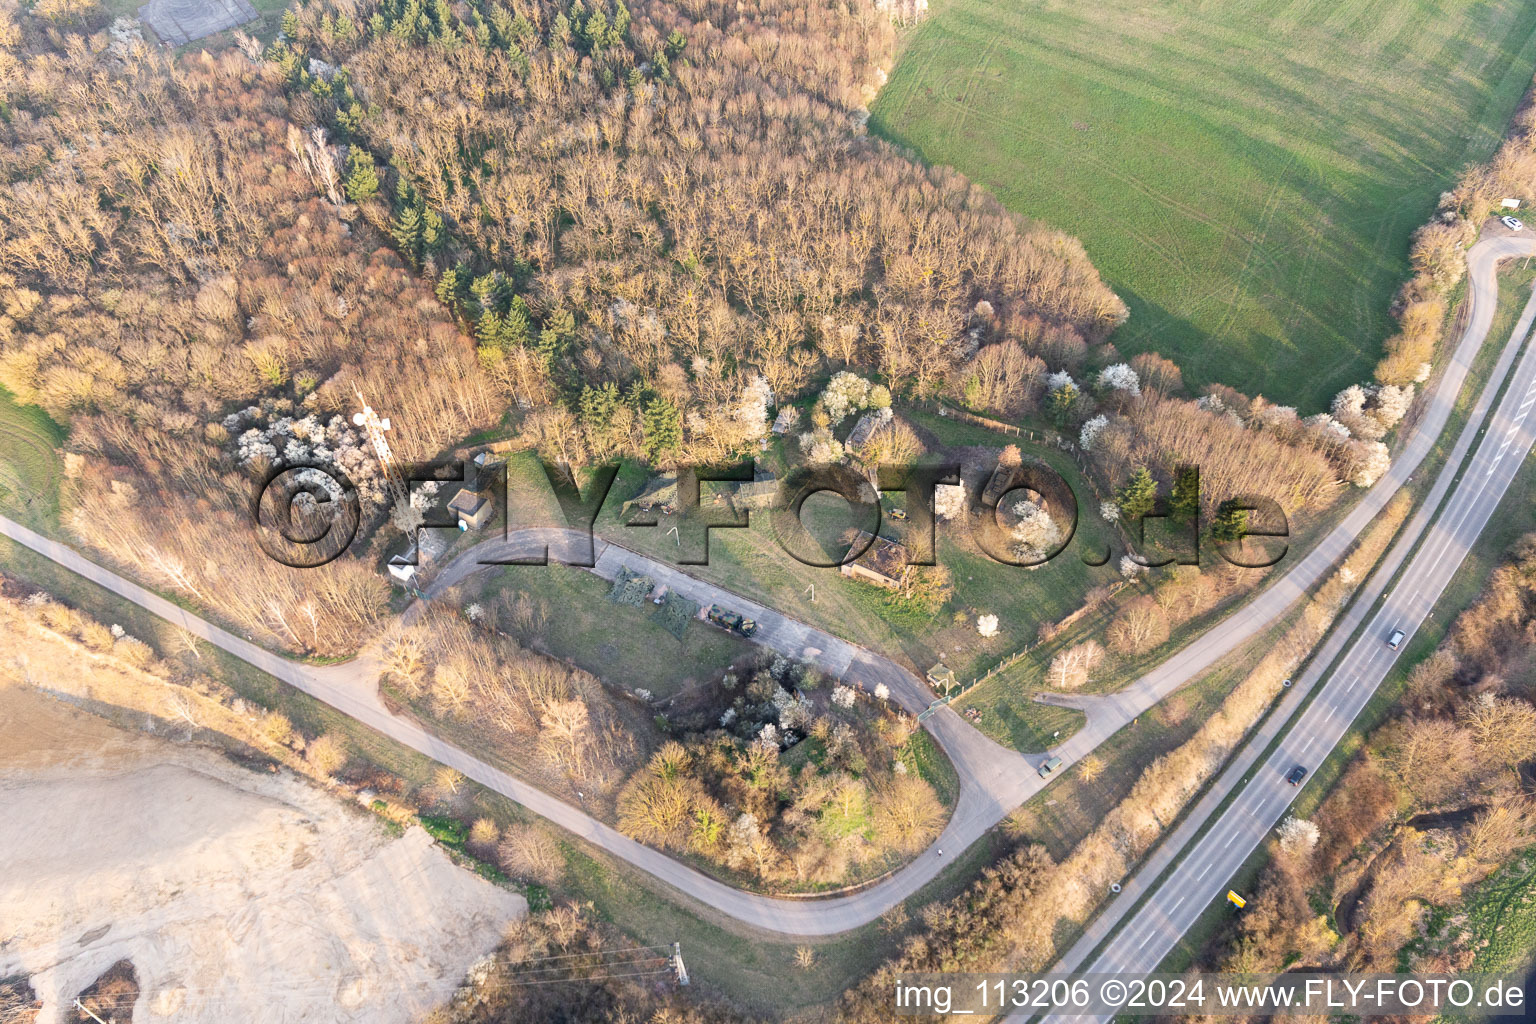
872,0 -> 1536,411
502,416 -> 1120,684
478,562 -> 752,699
0,387 -> 64,530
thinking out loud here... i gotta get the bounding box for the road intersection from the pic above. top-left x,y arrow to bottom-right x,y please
1028,233 -> 1536,1022
0,236 -> 1531,944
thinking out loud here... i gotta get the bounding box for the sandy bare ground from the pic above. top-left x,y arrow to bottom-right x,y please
0,683 -> 525,1024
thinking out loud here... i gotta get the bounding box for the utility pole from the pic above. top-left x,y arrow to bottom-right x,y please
672,942 -> 690,986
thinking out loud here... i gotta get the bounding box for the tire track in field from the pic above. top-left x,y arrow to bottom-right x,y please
1207,147 -> 1301,344
932,83 -> 1260,251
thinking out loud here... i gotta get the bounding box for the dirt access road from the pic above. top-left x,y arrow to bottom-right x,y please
0,235 -> 1528,938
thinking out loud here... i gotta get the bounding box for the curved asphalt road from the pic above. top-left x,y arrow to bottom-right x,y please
1028,231 -> 1536,1023
1,233 -> 1529,938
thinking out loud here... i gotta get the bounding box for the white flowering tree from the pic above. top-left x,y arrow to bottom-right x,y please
1011,499 -> 1063,562
1277,816 -> 1320,855
873,682 -> 891,701
735,374 -> 774,438
798,431 -> 845,464
1097,363 -> 1141,397
1079,414 -> 1109,450
1119,555 -> 1144,578
976,614 -> 999,637
1046,370 -> 1076,395
1348,440 -> 1390,488
934,482 -> 967,521
821,371 -> 873,424
830,684 -> 856,709
1099,500 -> 1120,522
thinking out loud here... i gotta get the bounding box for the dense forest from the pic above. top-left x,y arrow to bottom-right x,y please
0,0 -> 1409,660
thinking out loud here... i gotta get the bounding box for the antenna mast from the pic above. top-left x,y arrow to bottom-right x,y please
353,388 -> 410,513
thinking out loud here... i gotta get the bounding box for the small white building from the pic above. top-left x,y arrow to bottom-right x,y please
387,550 -> 417,583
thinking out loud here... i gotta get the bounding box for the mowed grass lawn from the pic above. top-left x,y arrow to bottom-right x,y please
871,0 -> 1536,411
0,387 -> 65,530
476,562 -> 752,699
501,433 -> 1120,683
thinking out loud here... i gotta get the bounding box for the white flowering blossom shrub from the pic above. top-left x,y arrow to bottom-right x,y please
1011,500 -> 1064,562
781,697 -> 813,731
1119,555 -> 1144,578
1304,413 -> 1352,446
1254,403 -> 1299,430
768,684 -> 817,733
873,682 -> 891,701
934,482 -> 967,521
1348,440 -> 1391,488
1097,363 -> 1141,396
976,614 -> 999,638
1099,500 -> 1120,522
798,431 -> 846,464
227,407 -> 388,511
1079,415 -> 1109,450
465,603 -> 484,621
1373,384 -> 1413,429
735,375 -> 774,437
1331,384 -> 1382,440
1333,383 -> 1415,442
1195,393 -> 1226,414
821,371 -> 874,424
830,684 -> 856,709
1277,816 -> 1320,854
757,722 -> 781,749
719,708 -> 738,727
1046,370 -> 1076,395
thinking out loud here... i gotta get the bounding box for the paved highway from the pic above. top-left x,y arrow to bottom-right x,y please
1,236 -> 1529,941
1030,232 -> 1536,1022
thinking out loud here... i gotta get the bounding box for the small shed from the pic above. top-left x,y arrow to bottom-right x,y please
838,530 -> 910,590
446,457 -> 499,531
927,663 -> 957,692
844,409 -> 891,454
387,550 -> 417,583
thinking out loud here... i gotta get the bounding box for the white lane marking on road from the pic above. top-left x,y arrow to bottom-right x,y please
1173,896 -> 1186,911
1223,830 -> 1237,849
1138,931 -> 1154,951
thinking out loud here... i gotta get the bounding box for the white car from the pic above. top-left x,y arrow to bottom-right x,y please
1502,215 -> 1524,231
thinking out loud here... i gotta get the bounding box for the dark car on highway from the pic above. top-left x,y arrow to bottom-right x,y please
1286,765 -> 1308,786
